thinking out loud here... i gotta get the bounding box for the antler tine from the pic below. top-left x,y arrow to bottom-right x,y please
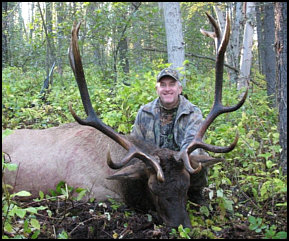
201,12 -> 221,53
69,21 -> 93,117
68,22 -> 164,182
179,12 -> 248,174
193,12 -> 247,143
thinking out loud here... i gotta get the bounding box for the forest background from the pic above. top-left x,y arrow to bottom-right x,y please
2,2 -> 287,239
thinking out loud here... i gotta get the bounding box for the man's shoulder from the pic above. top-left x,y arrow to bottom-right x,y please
141,98 -> 159,114
179,95 -> 202,114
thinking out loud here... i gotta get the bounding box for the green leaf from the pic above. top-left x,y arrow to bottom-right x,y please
276,202 -> 287,207
76,189 -> 87,201
57,230 -> 69,239
256,228 -> 262,233
31,230 -> 40,239
24,219 -> 31,233
4,222 -> 13,233
224,198 -> 234,212
200,205 -> 210,217
25,207 -> 38,214
248,216 -> 256,224
2,129 -> 13,138
47,210 -> 52,218
184,227 -> 191,233
56,181 -> 66,194
178,224 -> 184,233
266,160 -> 275,169
275,231 -> 287,239
212,226 -> 222,231
258,153 -> 272,160
5,163 -> 18,171
216,189 -> 223,198
11,190 -> 31,198
30,218 -> 40,230
180,231 -> 190,239
170,228 -> 177,235
15,208 -> 26,218
39,191 -> 44,200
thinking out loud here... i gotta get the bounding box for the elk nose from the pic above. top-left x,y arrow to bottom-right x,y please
167,215 -> 192,229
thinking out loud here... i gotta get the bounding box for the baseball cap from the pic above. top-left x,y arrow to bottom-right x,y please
157,68 -> 180,83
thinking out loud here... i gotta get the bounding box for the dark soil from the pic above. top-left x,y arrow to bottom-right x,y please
34,199 -> 172,239
5,190 -> 286,239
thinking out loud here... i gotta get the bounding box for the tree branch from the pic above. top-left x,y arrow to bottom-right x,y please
142,47 -> 239,73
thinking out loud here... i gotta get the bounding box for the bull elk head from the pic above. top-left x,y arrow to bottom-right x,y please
68,12 -> 247,228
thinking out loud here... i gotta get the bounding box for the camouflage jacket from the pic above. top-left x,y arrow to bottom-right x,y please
131,95 -> 204,153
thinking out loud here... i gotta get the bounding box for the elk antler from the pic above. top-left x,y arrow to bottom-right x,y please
178,12 -> 248,174
68,22 -> 165,182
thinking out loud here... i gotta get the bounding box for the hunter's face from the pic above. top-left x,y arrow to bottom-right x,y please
156,77 -> 182,109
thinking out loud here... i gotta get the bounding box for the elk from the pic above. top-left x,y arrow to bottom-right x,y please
2,13 -> 247,228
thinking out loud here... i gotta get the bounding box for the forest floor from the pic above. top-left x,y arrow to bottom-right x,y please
5,197 -> 277,239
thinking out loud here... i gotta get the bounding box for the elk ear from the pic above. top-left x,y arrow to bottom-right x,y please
106,162 -> 147,180
190,155 -> 225,168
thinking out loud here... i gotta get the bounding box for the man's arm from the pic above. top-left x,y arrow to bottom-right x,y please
181,108 -> 208,156
131,107 -> 145,139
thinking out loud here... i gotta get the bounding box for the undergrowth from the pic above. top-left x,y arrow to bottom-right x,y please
2,65 -> 287,239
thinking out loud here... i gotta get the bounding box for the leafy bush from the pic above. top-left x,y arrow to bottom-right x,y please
2,147 -> 44,238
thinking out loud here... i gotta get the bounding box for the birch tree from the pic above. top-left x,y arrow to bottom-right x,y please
56,2 -> 64,78
2,2 -> 8,68
255,3 -> 265,75
160,2 -> 186,86
216,3 -> 243,83
238,2 -> 255,90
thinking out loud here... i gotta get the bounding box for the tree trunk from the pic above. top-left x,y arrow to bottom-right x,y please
56,2 -> 64,78
37,2 -> 56,97
88,2 -> 106,69
263,2 -> 276,107
113,3 -> 141,82
255,3 -> 265,75
118,36 -> 130,74
274,2 -> 287,174
214,4 -> 243,84
131,2 -> 142,69
238,2 -> 255,90
2,2 -> 8,68
45,2 -> 53,79
29,2 -> 35,43
161,2 -> 186,86
18,3 -> 27,43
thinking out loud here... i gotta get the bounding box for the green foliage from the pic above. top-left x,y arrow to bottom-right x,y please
264,225 -> 287,239
170,225 -> 192,239
248,215 -> 267,233
2,158 -> 44,239
57,230 -> 69,239
181,66 -> 286,238
44,180 -> 88,202
108,198 -> 123,211
248,216 -> 287,239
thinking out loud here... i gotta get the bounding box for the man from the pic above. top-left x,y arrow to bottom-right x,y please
131,67 -> 208,205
